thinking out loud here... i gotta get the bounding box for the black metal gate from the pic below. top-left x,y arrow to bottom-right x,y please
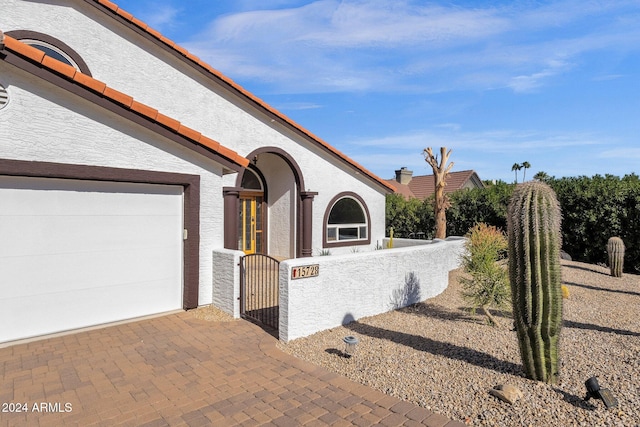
240,254 -> 280,331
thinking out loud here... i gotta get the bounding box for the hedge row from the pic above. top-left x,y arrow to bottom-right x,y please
386,174 -> 640,273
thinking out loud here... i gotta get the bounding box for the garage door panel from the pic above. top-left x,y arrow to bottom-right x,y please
0,176 -> 185,343
0,177 -> 183,216
1,213 -> 181,258
1,277 -> 182,342
1,244 -> 182,299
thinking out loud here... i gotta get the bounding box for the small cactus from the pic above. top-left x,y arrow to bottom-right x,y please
607,237 -> 625,277
507,182 -> 563,384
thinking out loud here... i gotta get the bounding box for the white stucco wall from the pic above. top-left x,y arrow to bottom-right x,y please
212,248 -> 244,317
2,1 -> 390,257
0,62 -> 227,306
279,237 -> 466,342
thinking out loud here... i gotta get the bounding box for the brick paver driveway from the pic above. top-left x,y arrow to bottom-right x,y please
0,312 -> 464,426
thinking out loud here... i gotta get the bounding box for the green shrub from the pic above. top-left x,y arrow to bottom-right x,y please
447,181 -> 514,235
385,173 -> 640,273
385,193 -> 434,238
550,174 -> 640,273
460,223 -> 510,326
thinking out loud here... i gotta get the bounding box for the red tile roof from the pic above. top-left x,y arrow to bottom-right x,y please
385,170 -> 484,200
86,0 -> 395,192
2,34 -> 249,169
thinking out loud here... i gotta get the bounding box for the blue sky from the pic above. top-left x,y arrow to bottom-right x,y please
114,0 -> 640,183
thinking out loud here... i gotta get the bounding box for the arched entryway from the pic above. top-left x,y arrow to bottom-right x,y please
223,147 -> 316,258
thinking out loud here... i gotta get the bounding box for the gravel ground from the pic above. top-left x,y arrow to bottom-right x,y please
277,260 -> 640,426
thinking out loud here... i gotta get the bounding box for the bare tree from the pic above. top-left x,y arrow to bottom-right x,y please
424,147 -> 454,239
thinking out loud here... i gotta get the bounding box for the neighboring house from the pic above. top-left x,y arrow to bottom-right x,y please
386,167 -> 485,200
0,0 -> 393,343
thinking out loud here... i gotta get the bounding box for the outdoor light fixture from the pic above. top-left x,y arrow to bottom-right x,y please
584,376 -> 618,409
342,336 -> 359,357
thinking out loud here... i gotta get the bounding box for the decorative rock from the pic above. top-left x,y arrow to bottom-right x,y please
489,384 -> 523,405
561,250 -> 572,261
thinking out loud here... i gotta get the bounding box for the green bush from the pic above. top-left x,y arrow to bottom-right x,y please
385,174 -> 640,273
460,223 -> 510,326
550,174 -> 640,273
385,193 -> 434,238
447,181 -> 514,235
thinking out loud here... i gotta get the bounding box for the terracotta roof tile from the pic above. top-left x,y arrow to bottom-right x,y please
1,34 -> 248,169
96,0 -> 118,12
146,27 -> 162,40
103,86 -> 134,108
198,135 -> 221,152
155,112 -> 181,132
4,36 -> 45,63
174,45 -> 189,57
86,0 -> 393,191
130,100 -> 159,120
177,124 -> 202,143
130,17 -> 148,31
158,35 -> 176,49
42,55 -> 77,79
185,52 -> 201,63
388,170 -> 484,200
115,8 -> 134,21
73,72 -> 107,94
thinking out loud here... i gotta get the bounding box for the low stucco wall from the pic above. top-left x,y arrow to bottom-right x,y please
279,237 -> 466,342
212,248 -> 244,317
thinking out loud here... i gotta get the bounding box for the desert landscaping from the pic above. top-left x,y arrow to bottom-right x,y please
277,260 -> 640,426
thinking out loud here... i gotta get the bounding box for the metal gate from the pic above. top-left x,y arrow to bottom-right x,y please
240,254 -> 280,331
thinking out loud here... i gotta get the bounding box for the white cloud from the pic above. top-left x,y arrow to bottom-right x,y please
133,3 -> 181,32
181,0 -> 640,95
274,102 -> 323,110
600,148 -> 640,159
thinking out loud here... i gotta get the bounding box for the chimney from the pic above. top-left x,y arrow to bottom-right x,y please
394,167 -> 413,185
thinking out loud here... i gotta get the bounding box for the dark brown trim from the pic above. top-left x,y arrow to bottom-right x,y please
236,147 -> 307,258
0,49 -> 243,173
322,191 -> 372,248
223,187 -> 242,250
301,192 -> 318,257
6,30 -> 92,76
235,147 -> 305,192
0,158 -> 200,310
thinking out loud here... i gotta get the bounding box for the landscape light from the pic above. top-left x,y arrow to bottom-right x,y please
584,376 -> 618,409
342,336 -> 359,357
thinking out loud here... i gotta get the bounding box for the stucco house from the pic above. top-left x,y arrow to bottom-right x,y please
0,0 -> 394,343
386,167 -> 485,200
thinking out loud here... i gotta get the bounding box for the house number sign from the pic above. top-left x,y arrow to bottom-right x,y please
291,264 -> 319,279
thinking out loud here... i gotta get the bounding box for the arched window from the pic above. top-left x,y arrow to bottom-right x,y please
6,30 -> 92,75
323,192 -> 371,247
240,168 -> 263,191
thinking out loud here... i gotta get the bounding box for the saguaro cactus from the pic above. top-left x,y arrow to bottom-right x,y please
507,182 -> 563,384
607,237 -> 625,277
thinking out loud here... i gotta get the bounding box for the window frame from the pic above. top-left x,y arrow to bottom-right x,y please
323,192 -> 371,248
5,30 -> 92,76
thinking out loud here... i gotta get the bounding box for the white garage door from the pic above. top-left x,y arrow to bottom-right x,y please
0,176 -> 184,343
